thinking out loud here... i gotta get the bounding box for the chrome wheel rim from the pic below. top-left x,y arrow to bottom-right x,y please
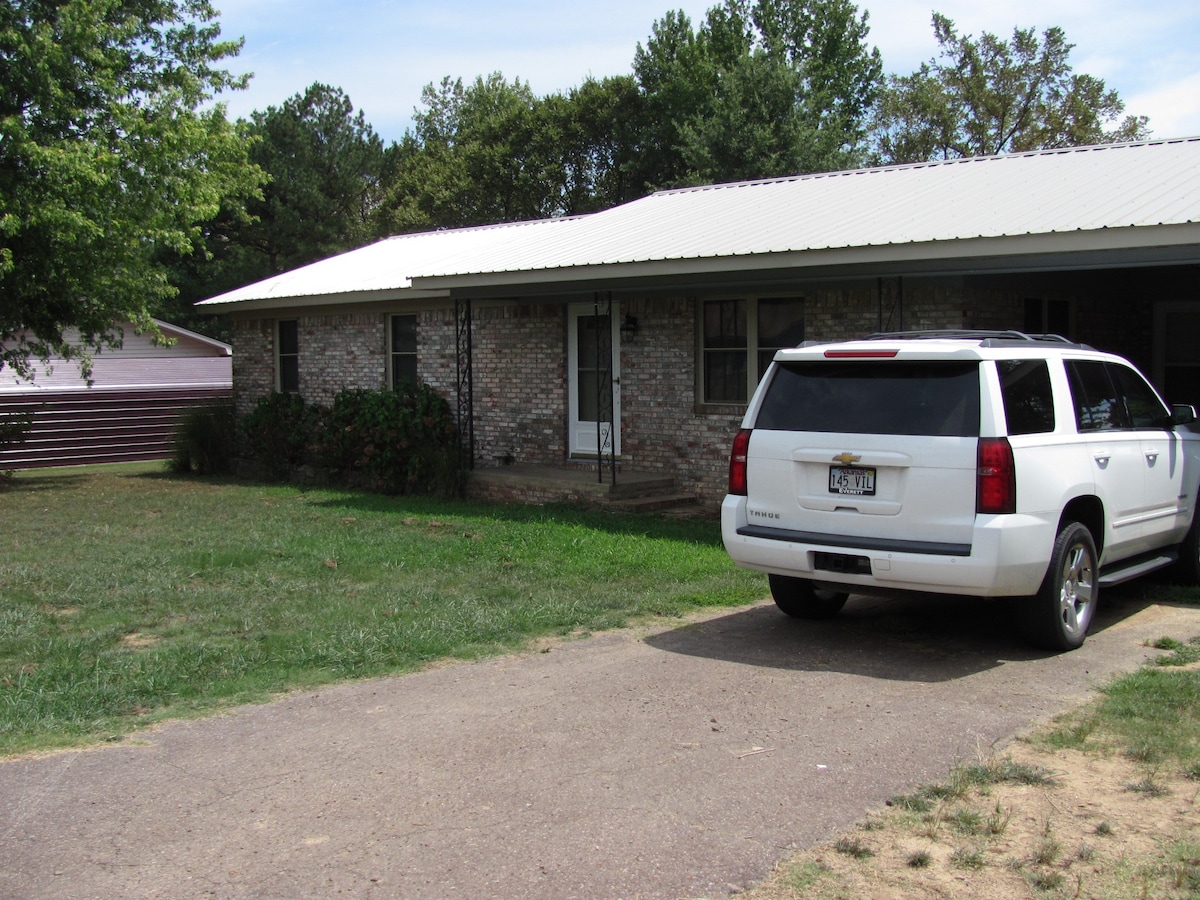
1058,542 -> 1095,638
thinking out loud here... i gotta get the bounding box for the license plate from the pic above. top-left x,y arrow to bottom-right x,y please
829,466 -> 876,496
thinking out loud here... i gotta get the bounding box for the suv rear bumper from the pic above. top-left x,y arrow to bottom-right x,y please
721,497 -> 1053,597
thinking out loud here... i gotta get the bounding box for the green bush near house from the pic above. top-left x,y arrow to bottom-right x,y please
239,391 -> 318,481
319,384 -> 461,497
235,386 -> 461,497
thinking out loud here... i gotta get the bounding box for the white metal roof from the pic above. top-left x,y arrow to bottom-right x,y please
200,138 -> 1200,309
199,216 -> 591,307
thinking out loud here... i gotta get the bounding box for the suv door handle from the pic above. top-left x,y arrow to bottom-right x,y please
1145,450 -> 1159,464
1094,453 -> 1110,468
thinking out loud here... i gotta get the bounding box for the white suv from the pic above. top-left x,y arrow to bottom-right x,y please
721,331 -> 1200,650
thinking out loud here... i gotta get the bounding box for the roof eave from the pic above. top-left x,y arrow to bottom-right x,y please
414,223 -> 1200,295
196,286 -> 449,314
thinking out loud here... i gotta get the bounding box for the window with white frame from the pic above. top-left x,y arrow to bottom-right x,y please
277,319 -> 299,393
701,297 -> 805,404
390,314 -> 418,389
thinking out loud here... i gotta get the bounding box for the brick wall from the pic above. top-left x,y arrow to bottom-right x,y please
230,319 -> 275,417
297,313 -> 387,406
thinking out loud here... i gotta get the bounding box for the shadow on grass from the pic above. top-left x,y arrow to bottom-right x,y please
305,490 -> 728,544
643,581 -> 1181,683
0,472 -> 94,493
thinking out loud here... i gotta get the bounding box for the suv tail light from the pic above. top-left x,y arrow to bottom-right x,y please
728,429 -> 752,496
977,437 -> 1016,514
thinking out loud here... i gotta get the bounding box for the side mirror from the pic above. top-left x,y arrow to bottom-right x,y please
1171,404 -> 1197,425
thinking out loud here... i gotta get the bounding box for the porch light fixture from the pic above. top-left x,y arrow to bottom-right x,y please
620,314 -> 639,339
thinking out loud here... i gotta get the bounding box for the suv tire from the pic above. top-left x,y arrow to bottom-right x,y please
768,574 -> 849,619
1019,521 -> 1098,651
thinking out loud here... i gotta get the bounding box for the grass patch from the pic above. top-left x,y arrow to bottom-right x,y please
1035,640 -> 1200,773
833,836 -> 873,860
0,463 -> 762,756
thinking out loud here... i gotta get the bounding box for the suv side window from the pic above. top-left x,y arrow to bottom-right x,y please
1067,361 -> 1172,431
1108,363 -> 1170,427
1067,361 -> 1127,431
997,360 -> 1055,435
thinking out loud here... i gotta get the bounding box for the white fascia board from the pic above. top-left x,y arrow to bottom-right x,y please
198,287 -> 448,314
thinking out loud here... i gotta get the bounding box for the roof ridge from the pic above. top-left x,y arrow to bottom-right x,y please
645,135 -> 1200,199
383,214 -> 591,242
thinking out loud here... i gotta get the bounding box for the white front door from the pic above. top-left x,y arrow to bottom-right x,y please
567,303 -> 621,457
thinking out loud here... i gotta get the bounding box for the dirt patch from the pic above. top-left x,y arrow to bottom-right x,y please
119,632 -> 160,649
747,740 -> 1200,899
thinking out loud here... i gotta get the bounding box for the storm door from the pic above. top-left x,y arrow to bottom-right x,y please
567,303 -> 621,457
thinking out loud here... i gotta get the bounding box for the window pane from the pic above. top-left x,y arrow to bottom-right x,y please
391,315 -> 416,354
279,355 -> 299,394
757,297 -> 804,380
577,315 -> 611,369
278,320 -> 299,393
704,300 -> 746,349
391,355 -> 417,390
998,360 -> 1055,435
1067,361 -> 1126,431
705,350 -> 748,404
278,320 -> 298,355
1109,363 -> 1169,428
758,298 -> 804,348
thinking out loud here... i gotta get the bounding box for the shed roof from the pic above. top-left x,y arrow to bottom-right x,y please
200,138 -> 1200,310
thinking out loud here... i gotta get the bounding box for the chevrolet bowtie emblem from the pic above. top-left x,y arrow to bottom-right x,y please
831,452 -> 861,465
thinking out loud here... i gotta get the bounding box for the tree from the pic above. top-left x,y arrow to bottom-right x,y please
633,0 -> 882,188
377,73 -> 570,231
871,13 -> 1150,164
243,83 -> 385,273
161,83 -> 385,330
0,0 -> 262,380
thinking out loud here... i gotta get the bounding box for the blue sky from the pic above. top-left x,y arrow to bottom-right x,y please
212,0 -> 1200,146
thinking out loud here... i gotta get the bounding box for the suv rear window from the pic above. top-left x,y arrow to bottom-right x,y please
754,361 -> 981,436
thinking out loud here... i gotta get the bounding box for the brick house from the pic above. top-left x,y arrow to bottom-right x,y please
200,139 -> 1200,510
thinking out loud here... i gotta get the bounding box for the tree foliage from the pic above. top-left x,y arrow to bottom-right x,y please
245,83 -> 386,273
871,13 -> 1150,164
633,0 -> 882,187
0,0 -> 262,380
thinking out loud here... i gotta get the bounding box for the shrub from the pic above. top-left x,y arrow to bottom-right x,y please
240,393 -> 316,482
0,410 -> 32,453
319,384 -> 461,497
170,402 -> 236,475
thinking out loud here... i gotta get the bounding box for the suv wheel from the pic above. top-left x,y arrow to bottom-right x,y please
1019,521 -> 1098,651
768,574 -> 848,619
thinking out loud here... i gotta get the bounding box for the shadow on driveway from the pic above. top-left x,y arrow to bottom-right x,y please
644,583 -> 1167,682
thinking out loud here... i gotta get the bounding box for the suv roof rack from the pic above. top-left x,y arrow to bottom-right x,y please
863,329 -> 1093,350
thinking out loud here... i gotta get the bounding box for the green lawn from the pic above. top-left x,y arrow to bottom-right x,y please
0,463 -> 763,756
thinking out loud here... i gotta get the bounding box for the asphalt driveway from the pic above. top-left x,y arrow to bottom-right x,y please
2,588 -> 1197,899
